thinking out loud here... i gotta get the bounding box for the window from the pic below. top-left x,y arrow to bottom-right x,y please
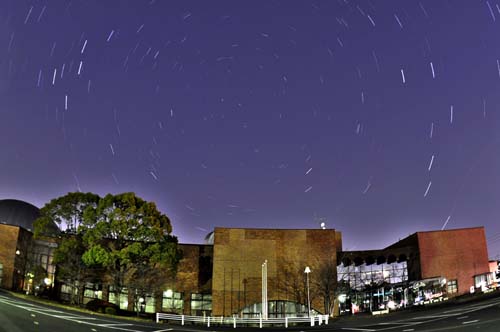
82,283 -> 102,304
447,280 -> 458,294
144,295 -> 155,313
190,293 -> 211,314
474,274 -> 487,289
162,290 -> 184,312
109,287 -> 129,310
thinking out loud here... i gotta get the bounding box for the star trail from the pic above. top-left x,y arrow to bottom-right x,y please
1,1 -> 500,258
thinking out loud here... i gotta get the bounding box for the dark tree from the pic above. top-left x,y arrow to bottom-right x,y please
33,192 -> 101,305
81,193 -> 181,307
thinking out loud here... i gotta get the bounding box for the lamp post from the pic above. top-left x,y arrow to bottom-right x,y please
262,260 -> 268,319
304,266 -> 311,317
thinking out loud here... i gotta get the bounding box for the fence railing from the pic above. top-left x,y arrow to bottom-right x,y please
155,313 -> 329,328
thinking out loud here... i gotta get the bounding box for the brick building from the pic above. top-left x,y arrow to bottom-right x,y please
211,227 -> 342,316
0,200 -> 58,292
336,227 -> 492,313
0,198 -> 495,317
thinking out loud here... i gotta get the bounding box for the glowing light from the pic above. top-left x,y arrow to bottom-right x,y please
164,289 -> 173,298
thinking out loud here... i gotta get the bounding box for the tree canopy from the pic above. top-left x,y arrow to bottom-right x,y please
81,192 -> 181,306
33,192 -> 101,304
34,192 -> 100,236
33,191 -> 181,307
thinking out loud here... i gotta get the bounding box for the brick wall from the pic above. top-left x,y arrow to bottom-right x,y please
417,227 -> 489,296
0,224 -> 20,289
212,228 -> 341,316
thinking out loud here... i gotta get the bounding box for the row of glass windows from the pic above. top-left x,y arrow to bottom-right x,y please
241,300 -> 319,318
61,283 -> 212,314
337,261 -> 409,291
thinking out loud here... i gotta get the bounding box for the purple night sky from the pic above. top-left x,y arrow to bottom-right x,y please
1,1 -> 500,258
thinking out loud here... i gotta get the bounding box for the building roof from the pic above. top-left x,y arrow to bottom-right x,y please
0,199 -> 59,235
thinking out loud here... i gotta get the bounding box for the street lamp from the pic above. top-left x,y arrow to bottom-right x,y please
262,260 -> 268,319
304,266 -> 311,317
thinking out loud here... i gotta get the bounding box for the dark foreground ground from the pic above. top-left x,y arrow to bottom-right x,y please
1,290 -> 500,332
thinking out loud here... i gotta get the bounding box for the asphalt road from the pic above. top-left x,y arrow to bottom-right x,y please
0,294 -> 196,332
1,292 -> 500,332
328,294 -> 500,332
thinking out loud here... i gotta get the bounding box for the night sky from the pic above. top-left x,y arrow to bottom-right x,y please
2,1 -> 500,258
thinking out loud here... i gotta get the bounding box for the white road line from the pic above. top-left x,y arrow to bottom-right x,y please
341,328 -> 376,331
378,322 -> 420,325
407,314 -> 457,319
456,316 -> 469,320
462,319 -> 479,324
402,329 -> 414,332
53,315 -> 86,319
151,329 -> 173,332
98,323 -> 134,327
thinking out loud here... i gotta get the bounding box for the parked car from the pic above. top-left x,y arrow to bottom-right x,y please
86,299 -> 119,315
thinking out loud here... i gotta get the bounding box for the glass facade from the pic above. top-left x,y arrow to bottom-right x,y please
337,261 -> 409,313
337,261 -> 408,291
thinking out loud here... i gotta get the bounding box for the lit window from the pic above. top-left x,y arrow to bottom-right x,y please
162,290 -> 184,312
447,280 -> 458,294
190,293 -> 211,313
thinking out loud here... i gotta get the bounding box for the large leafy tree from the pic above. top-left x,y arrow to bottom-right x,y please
34,192 -> 101,235
81,193 -> 181,307
33,192 -> 101,305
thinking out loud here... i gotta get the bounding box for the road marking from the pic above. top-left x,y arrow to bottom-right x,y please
403,329 -> 414,332
407,314 -> 457,319
378,322 -> 419,325
30,314 -> 36,317
151,329 -> 173,332
34,321 -> 39,325
341,328 -> 376,331
456,315 -> 469,320
462,319 -> 479,324
98,323 -> 134,327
